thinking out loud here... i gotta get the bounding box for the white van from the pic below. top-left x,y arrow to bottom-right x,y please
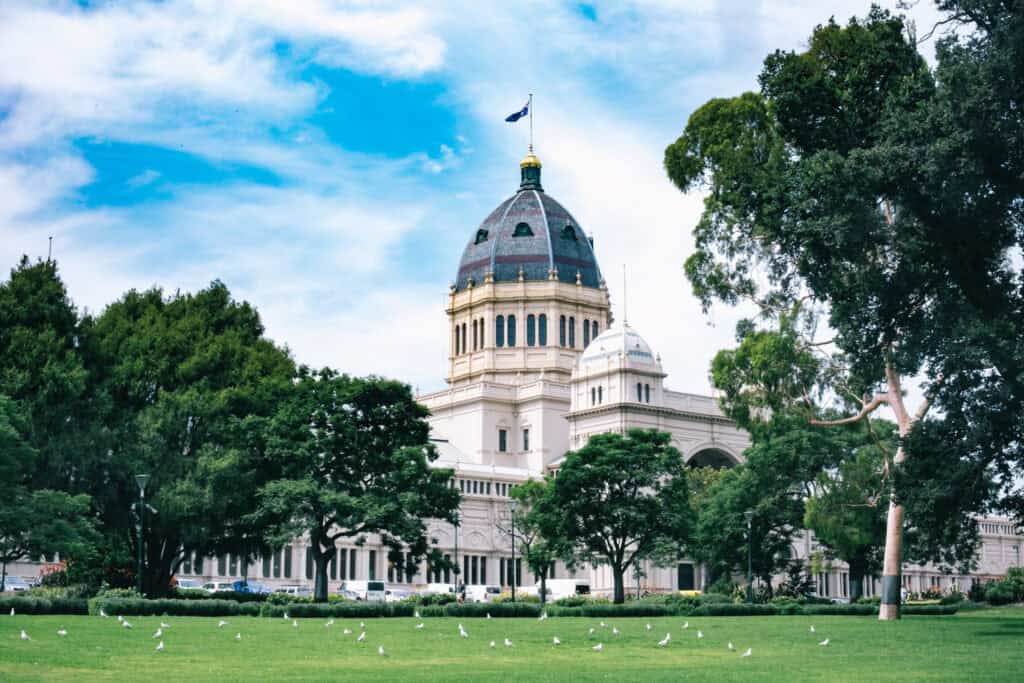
339,580 -> 386,602
544,579 -> 591,601
423,583 -> 456,596
465,585 -> 502,603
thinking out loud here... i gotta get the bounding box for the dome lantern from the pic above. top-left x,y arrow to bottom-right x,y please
519,145 -> 543,191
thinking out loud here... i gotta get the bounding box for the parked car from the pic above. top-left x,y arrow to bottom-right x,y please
175,578 -> 202,590
274,585 -> 313,597
2,577 -> 30,592
543,579 -> 591,601
466,585 -> 502,603
423,582 -> 456,596
201,581 -> 235,593
336,588 -> 360,601
338,580 -> 386,602
384,588 -> 411,603
243,581 -> 271,594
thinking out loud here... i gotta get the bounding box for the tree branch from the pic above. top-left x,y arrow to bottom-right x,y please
809,393 -> 888,426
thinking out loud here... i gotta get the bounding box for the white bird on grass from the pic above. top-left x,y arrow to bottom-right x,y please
414,609 -> 421,619
117,615 -> 123,623
357,631 -> 366,643
152,628 -> 162,639
218,620 -> 228,628
292,620 -> 298,628
657,634 -> 670,647
160,622 -> 171,629
325,619 -> 334,627
592,643 -> 603,652
415,622 -> 425,630
588,627 -> 595,635
486,613 -> 492,619
697,630 -> 704,640
599,621 -> 607,628
155,641 -> 164,652
646,623 -> 652,631
504,638 -> 514,648
612,627 -> 620,635
99,609 -> 108,618
539,611 -> 548,621
728,642 -> 735,651
741,647 -> 752,657
9,608 -> 14,616
489,640 -> 496,649
57,629 -> 67,637
235,633 -> 241,641
819,638 -> 830,647
458,624 -> 468,639
378,645 -> 387,657
343,628 -> 352,635
122,621 -> 133,630
682,621 -> 689,629
553,636 -> 561,645
359,622 -> 366,628
283,612 -> 289,620
810,625 -> 816,633
20,630 -> 30,641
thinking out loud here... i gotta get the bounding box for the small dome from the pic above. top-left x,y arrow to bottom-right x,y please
579,322 -> 660,371
454,153 -> 602,292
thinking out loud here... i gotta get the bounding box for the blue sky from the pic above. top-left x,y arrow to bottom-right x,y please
0,0 -> 947,393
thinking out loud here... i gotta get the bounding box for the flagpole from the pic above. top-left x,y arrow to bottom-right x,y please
529,93 -> 533,150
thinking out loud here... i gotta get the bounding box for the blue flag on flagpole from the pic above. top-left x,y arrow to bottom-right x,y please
505,100 -> 529,122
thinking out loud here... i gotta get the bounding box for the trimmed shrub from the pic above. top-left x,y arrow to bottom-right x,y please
902,604 -> 959,616
442,602 -> 541,618
0,596 -> 89,615
802,604 -> 876,616
96,588 -> 141,600
983,581 -> 1018,605
417,605 -> 446,618
939,591 -> 965,605
412,593 -> 457,606
259,601 -> 414,619
264,592 -> 313,606
492,593 -> 541,604
169,588 -> 267,603
90,598 -> 260,617
691,603 -> 779,617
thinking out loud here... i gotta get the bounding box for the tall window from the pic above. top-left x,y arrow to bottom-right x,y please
591,387 -> 596,406
583,318 -> 591,346
349,549 -> 357,580
479,319 -> 484,349
637,382 -> 643,402
568,317 -> 576,347
472,319 -> 478,350
273,550 -> 281,578
527,314 -> 536,346
339,549 -> 347,580
498,429 -> 508,452
461,323 -> 467,354
369,550 -> 377,580
283,548 -> 292,578
305,547 -> 313,580
261,554 -> 270,578
598,386 -> 603,404
193,555 -> 203,576
538,314 -> 547,346
645,383 -> 651,403
523,428 -> 530,451
559,315 -> 567,346
454,325 -> 460,355
495,315 -> 505,347
443,554 -> 452,583
592,320 -> 598,340
507,315 -> 516,347
406,552 -> 416,583
218,555 -> 226,576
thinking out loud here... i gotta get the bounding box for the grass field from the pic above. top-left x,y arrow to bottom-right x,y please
2,607 -> 1022,681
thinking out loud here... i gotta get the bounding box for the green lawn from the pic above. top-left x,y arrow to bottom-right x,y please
2,607 -> 1022,681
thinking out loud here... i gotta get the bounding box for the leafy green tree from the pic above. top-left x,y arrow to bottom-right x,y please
503,479 -> 562,605
0,394 -> 98,591
664,4 -> 1024,618
538,429 -> 690,604
251,369 -> 460,602
86,282 -> 294,594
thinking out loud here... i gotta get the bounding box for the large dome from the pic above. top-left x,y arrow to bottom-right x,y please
455,152 -> 602,292
579,321 -> 661,372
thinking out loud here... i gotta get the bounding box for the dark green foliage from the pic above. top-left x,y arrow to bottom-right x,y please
0,596 -> 89,615
802,604 -> 877,616
901,604 -> 960,616
691,603 -> 779,617
251,370 -> 460,602
411,592 -> 457,606
169,588 -> 267,603
258,601 -> 413,618
440,602 -> 541,618
90,597 -> 260,617
538,429 -> 691,604
983,569 -> 1024,605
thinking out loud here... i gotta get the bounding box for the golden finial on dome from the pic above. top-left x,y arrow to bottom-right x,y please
520,144 -> 541,169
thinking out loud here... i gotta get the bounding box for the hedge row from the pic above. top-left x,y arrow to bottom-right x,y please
90,598 -> 260,617
901,604 -> 960,616
259,602 -> 415,618
0,596 -> 89,615
172,589 -> 268,603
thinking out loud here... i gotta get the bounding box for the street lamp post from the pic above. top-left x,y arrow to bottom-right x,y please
509,499 -> 518,603
135,474 -> 150,596
744,510 -> 754,604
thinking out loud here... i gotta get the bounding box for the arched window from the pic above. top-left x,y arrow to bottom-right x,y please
591,387 -> 596,406
645,384 -> 651,403
454,325 -> 460,355
507,315 -> 517,347
569,317 -> 576,348
561,224 -> 577,241
559,315 -> 567,347
538,314 -> 547,346
527,314 -> 536,347
598,386 -> 603,404
479,318 -> 485,348
637,382 -> 642,402
475,229 -> 489,244
462,323 -> 467,354
495,315 -> 505,347
513,222 -> 534,237
472,319 -> 478,351
583,318 -> 591,346
592,320 -> 598,340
